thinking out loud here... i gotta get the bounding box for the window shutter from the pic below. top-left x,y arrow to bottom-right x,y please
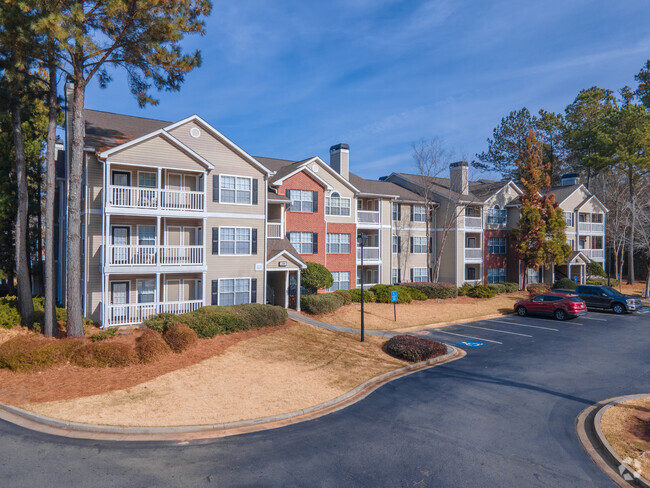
397,269 -> 401,283
252,179 -> 258,205
212,228 -> 219,255
285,189 -> 291,200
250,279 -> 257,303
398,203 -> 402,220
312,191 -> 318,212
410,205 -> 414,221
312,233 -> 318,254
410,237 -> 414,253
410,269 -> 414,282
398,236 -> 402,253
211,280 -> 218,305
251,228 -> 257,254
429,237 -> 432,253
213,175 -> 220,202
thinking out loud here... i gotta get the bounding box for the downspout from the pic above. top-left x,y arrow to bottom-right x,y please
263,174 -> 268,305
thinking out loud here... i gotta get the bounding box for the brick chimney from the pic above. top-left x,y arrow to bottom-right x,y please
449,161 -> 469,195
329,143 -> 349,180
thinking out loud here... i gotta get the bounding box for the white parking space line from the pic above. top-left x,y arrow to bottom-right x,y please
424,329 -> 503,345
462,324 -> 533,337
581,315 -> 608,321
485,319 -> 559,332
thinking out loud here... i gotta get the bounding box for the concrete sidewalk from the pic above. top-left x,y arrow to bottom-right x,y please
288,310 -> 398,338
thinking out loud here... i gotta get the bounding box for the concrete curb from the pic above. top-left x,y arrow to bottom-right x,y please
0,345 -> 465,443
576,393 -> 650,488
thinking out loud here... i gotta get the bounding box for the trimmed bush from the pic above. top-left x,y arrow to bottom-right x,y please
333,289 -> 352,305
553,277 -> 577,290
587,261 -> 606,277
230,303 -> 288,329
467,285 -> 497,299
587,278 -> 620,286
301,262 -> 334,293
71,342 -> 136,368
90,328 -> 118,342
350,289 -> 376,303
369,285 -> 413,304
403,282 -> 458,299
0,336 -> 83,372
163,324 -> 198,353
301,293 -> 345,315
143,313 -> 184,333
384,335 -> 447,363
0,297 -> 21,329
178,307 -> 245,338
503,282 -> 520,293
136,329 -> 171,363
487,283 -> 507,294
458,283 -> 473,296
404,287 -> 428,301
527,283 -> 551,296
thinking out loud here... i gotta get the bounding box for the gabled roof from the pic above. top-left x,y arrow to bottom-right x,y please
348,173 -> 424,202
85,109 -> 171,150
575,194 -> 609,213
268,190 -> 291,203
267,238 -> 306,268
546,183 -> 583,203
257,155 -> 359,193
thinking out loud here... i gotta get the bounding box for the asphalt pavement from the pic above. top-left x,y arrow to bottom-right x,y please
0,309 -> 648,487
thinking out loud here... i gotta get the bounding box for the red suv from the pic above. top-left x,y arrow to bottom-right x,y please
514,293 -> 587,321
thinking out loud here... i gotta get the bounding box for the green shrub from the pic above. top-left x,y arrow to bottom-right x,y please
587,278 -> 620,286
300,293 -> 345,315
90,328 -> 118,342
333,289 -> 352,305
230,303 -> 288,329
403,282 -> 458,299
503,282 -> 520,293
56,307 -> 67,323
163,324 -> 198,353
71,342 -> 136,368
143,313 -> 184,333
467,285 -> 497,299
369,285 -> 412,304
0,336 -> 83,371
587,261 -> 606,277
350,289 -> 376,303
0,297 -> 22,329
527,283 -> 551,296
553,277 -> 577,290
301,262 -> 334,293
487,283 -> 507,294
404,287 -> 428,301
458,283 -> 473,296
384,335 -> 447,363
136,329 -> 171,363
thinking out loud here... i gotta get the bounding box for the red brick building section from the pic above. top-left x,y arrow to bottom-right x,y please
484,229 -> 520,284
324,222 -> 357,289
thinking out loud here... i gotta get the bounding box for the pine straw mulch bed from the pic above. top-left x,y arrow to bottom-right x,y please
0,321 -> 291,405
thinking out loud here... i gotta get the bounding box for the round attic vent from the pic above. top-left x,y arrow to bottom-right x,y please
190,127 -> 201,138
312,164 -> 319,172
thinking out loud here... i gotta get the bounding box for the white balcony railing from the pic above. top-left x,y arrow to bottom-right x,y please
357,247 -> 380,261
464,216 -> 483,229
109,185 -> 204,212
578,222 -> 605,233
357,210 -> 380,224
267,222 -> 283,239
465,248 -> 483,259
106,300 -> 203,327
107,245 -> 204,266
582,249 -> 605,260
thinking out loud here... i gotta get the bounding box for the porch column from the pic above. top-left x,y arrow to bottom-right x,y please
284,270 -> 289,309
202,271 -> 207,306
105,213 -> 111,266
296,269 -> 301,312
155,272 -> 160,313
202,217 -> 207,267
156,215 -> 161,265
102,273 -> 109,328
157,167 -> 162,210
568,263 -> 572,282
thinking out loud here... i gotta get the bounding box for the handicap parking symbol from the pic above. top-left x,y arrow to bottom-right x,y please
455,341 -> 486,348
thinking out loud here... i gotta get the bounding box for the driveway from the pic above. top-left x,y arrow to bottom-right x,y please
0,310 -> 648,487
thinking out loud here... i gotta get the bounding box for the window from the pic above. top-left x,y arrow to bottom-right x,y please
289,190 -> 314,212
412,236 -> 427,254
137,279 -> 155,304
567,238 -> 574,250
326,234 -> 350,254
392,203 -> 401,221
328,272 -> 350,291
564,212 -> 574,227
466,267 -> 477,280
392,235 -> 399,254
290,232 -> 314,254
138,226 -> 156,246
465,207 -> 480,217
527,268 -> 539,284
412,268 -> 428,282
466,236 -> 477,248
138,172 -> 156,188
487,206 -> 507,225
220,227 -> 251,255
412,205 -> 426,222
325,193 -> 350,216
220,175 -> 252,204
487,237 -> 506,254
219,279 -> 250,305
487,268 -> 506,283
391,268 -> 400,285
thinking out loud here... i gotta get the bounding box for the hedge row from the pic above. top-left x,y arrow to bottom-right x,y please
0,296 -> 68,330
402,282 -> 459,299
301,293 -> 345,315
458,282 -> 519,298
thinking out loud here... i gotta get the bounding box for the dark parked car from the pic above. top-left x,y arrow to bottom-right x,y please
514,293 -> 587,320
574,285 -> 642,314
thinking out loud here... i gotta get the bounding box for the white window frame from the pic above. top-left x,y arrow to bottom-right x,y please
391,268 -> 400,284
137,171 -> 157,188
136,278 -> 156,304
326,233 -> 350,254
487,268 -> 506,284
564,211 -> 574,227
412,236 -> 427,254
567,238 -> 574,250
527,268 -> 540,284
137,224 -> 156,246
392,235 -> 399,254
219,174 -> 252,205
111,169 -> 132,187
218,277 -> 251,306
487,237 -> 506,254
325,192 -> 351,216
327,272 -> 351,292
219,226 -> 252,256
412,205 -> 426,222
412,267 -> 428,282
392,203 -> 400,221
289,190 -> 314,213
487,206 -> 507,225
290,232 -> 314,254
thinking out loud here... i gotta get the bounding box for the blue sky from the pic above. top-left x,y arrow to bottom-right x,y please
85,0 -> 650,180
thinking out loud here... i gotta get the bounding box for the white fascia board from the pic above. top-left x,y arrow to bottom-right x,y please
576,194 -> 609,213
272,157 -> 359,193
267,250 -> 307,268
163,115 -> 271,176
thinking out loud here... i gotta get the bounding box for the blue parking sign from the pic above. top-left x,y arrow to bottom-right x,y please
390,290 -> 398,302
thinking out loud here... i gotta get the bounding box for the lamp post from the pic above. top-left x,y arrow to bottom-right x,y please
357,233 -> 366,342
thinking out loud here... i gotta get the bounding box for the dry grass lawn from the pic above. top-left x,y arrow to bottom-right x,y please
600,396 -> 650,477
21,323 -> 408,427
315,294 -> 526,330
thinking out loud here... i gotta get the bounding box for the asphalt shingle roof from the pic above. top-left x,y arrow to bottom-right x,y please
84,109 -> 171,150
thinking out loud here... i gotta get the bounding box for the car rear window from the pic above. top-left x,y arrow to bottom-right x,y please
569,297 -> 583,303
544,296 -> 562,302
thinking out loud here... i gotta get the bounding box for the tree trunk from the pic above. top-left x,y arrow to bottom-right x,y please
627,173 -> 635,285
43,47 -> 58,337
11,100 -> 35,324
613,248 -> 619,282
66,79 -> 85,337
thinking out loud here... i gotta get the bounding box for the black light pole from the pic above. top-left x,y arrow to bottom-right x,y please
607,245 -> 611,287
357,233 -> 366,342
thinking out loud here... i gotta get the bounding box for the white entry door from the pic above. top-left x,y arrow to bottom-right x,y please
112,226 -> 130,264
111,282 -> 129,320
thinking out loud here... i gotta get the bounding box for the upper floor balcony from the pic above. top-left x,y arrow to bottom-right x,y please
267,222 -> 283,239
106,244 -> 204,267
108,185 -> 205,213
357,246 -> 381,262
463,206 -> 483,230
357,210 -> 380,225
577,213 -> 604,234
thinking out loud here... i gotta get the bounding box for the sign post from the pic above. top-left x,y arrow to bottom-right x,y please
391,290 -> 398,321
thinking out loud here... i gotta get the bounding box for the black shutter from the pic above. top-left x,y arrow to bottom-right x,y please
285,189 -> 292,211
410,205 -> 414,221
211,280 -> 218,305
251,228 -> 257,254
213,175 -> 220,202
250,279 -> 257,303
212,228 -> 219,254
312,191 -> 318,212
410,237 -> 414,253
397,269 -> 401,283
252,179 -> 258,205
410,269 -> 414,282
398,203 -> 402,220
429,237 -> 432,253
312,233 -> 318,254
398,236 -> 402,253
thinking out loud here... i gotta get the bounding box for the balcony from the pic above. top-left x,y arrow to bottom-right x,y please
465,248 -> 483,260
108,185 -> 205,212
267,222 -> 283,239
464,216 -> 483,229
106,245 -> 204,267
578,222 -> 604,233
581,249 -> 605,260
357,247 -> 380,261
357,210 -> 380,225
105,300 -> 203,327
